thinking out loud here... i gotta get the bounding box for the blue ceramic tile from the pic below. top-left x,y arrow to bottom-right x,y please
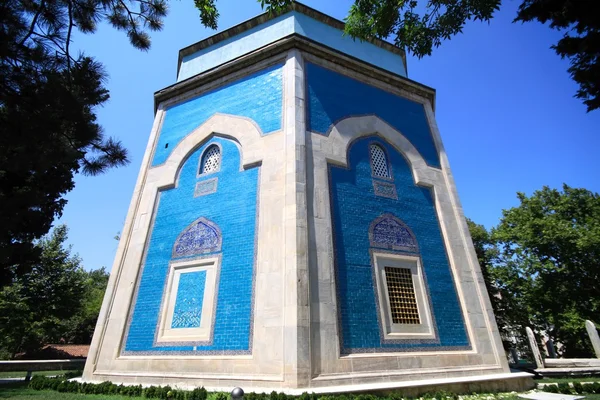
329,137 -> 469,353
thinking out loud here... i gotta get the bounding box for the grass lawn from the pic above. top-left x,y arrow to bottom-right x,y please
0,371 -> 78,379
0,382 -> 130,399
538,377 -> 600,384
3,381 -> 600,400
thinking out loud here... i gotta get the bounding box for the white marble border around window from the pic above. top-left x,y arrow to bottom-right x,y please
155,256 -> 220,344
372,252 -> 435,340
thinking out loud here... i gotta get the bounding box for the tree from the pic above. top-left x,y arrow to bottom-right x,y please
256,0 -> 600,112
467,218 -> 531,355
491,184 -> 600,357
514,0 -> 600,112
0,0 -> 174,287
0,225 -> 87,358
64,267 -> 110,344
0,224 -> 111,358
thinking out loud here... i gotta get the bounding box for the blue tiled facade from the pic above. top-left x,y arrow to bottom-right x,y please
306,63 -> 441,168
124,137 -> 258,354
171,271 -> 207,329
152,64 -> 283,166
329,137 -> 469,353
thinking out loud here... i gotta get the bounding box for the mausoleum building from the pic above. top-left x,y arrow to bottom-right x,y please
84,3 -> 532,393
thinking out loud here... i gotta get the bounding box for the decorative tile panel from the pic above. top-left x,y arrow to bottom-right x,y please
370,214 -> 417,252
172,217 -> 221,258
171,271 -> 207,329
373,181 -> 397,200
194,178 -> 218,197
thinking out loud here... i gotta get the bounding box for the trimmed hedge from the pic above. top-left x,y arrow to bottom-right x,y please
30,375 -> 600,400
540,382 -> 600,395
29,376 -> 464,400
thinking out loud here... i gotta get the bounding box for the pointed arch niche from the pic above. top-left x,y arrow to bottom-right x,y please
155,217 -> 222,346
318,119 -> 470,353
368,214 -> 435,341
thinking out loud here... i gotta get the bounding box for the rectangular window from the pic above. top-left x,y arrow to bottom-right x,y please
154,256 -> 220,345
372,253 -> 435,340
384,267 -> 420,325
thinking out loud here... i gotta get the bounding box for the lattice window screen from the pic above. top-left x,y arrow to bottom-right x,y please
201,146 -> 221,174
370,144 -> 390,178
384,267 -> 420,324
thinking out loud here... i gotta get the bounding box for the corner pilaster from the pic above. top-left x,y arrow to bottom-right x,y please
282,49 -> 311,387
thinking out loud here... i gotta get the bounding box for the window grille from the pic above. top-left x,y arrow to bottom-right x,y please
370,144 -> 390,178
384,267 -> 420,324
201,146 -> 221,174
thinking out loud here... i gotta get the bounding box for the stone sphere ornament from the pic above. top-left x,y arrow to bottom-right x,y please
231,387 -> 244,400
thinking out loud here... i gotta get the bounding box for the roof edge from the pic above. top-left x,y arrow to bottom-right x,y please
177,1 -> 407,76
161,35 -> 433,115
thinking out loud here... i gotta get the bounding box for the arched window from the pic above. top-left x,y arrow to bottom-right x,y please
369,214 -> 435,340
369,144 -> 390,178
200,145 -> 221,174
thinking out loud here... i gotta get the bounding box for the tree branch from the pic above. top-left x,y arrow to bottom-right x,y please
66,0 -> 74,77
18,0 -> 46,46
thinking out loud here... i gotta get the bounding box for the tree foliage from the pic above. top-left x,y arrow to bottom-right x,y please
0,0 -> 174,287
467,218 -> 535,356
469,185 -> 600,358
492,184 -> 599,357
251,0 -> 600,111
64,267 -> 110,344
344,0 -> 500,57
514,0 -> 600,112
0,225 -> 109,359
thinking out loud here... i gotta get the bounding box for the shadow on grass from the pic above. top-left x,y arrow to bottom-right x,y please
0,381 -> 30,398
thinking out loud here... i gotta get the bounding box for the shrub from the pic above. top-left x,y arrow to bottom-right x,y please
64,370 -> 83,379
215,392 -> 229,400
56,381 -> 67,392
544,384 -> 558,393
26,375 -> 465,400
29,375 -> 46,390
190,387 -> 208,400
355,395 -> 378,400
145,386 -> 159,398
388,392 -> 404,400
572,382 -> 583,394
557,383 -> 572,394
160,385 -> 173,399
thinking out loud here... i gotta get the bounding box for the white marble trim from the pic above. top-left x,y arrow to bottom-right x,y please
155,257 -> 220,344
372,253 -> 435,340
423,102 -> 506,369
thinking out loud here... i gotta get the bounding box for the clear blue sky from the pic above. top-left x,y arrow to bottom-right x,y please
59,0 -> 600,271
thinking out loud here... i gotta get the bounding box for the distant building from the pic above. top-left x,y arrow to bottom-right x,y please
84,2 -> 532,393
